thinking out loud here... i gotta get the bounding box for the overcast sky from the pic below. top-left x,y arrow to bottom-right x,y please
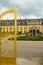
0,0 -> 43,19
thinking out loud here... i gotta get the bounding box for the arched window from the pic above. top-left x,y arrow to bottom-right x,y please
37,30 -> 39,33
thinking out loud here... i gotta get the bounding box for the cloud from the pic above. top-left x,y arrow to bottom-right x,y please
0,0 -> 43,19
0,4 -> 14,20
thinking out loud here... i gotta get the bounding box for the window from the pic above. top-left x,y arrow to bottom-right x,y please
17,27 -> 19,32
7,21 -> 9,26
13,28 -> 15,32
10,21 -> 14,26
20,27 -> 22,32
3,28 -> 5,32
10,27 -> 12,32
24,27 -> 26,32
6,27 -> 8,32
0,28 -> 2,32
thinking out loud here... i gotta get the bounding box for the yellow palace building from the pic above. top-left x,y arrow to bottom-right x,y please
0,18 -> 43,36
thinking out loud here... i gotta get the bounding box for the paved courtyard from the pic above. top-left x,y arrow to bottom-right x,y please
17,41 -> 43,65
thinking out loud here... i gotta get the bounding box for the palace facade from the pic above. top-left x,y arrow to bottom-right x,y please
0,19 -> 43,36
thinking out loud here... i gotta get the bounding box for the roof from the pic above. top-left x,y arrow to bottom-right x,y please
0,19 -> 43,26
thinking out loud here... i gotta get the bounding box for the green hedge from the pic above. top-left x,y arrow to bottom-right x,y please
17,36 -> 43,41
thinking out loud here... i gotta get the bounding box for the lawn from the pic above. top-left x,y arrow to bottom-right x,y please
17,36 -> 43,41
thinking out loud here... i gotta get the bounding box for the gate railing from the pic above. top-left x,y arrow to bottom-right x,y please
0,8 -> 17,65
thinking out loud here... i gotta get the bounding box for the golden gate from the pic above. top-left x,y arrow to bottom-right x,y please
0,8 -> 17,65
